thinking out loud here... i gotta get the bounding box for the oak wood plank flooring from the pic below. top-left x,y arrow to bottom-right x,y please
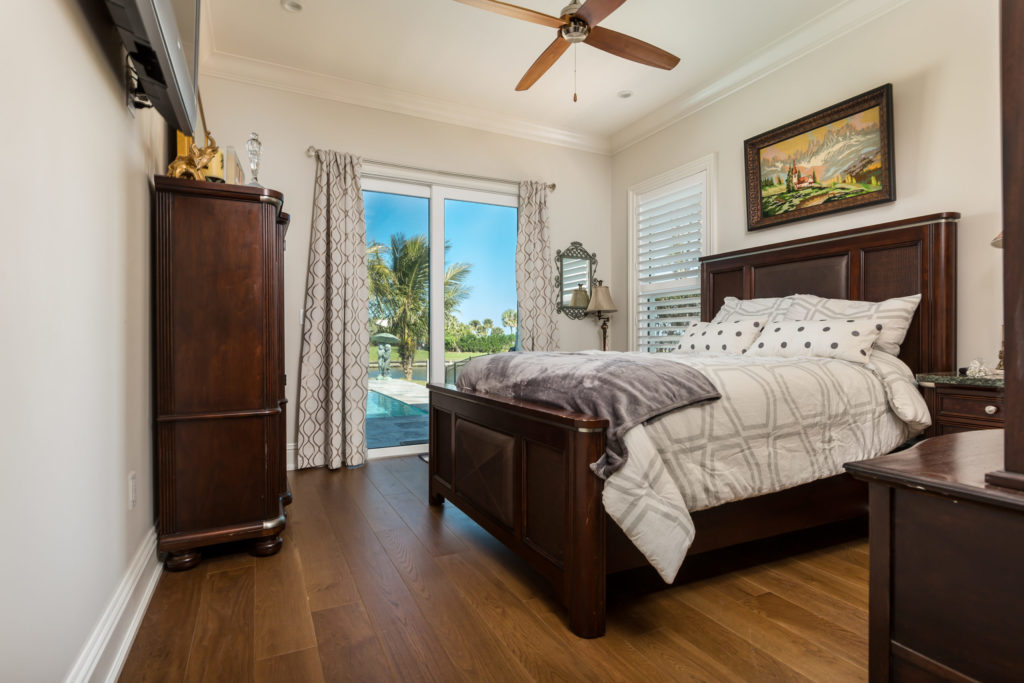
312,602 -> 394,682
183,566 -> 255,683
613,590 -> 811,682
313,472 -> 466,682
118,570 -> 204,682
254,647 -> 325,683
374,524 -> 534,681
674,578 -> 865,682
437,551 -> 602,682
122,457 -> 872,682
774,555 -> 870,608
253,536 -> 318,659
385,489 -> 467,557
524,595 -> 691,682
734,563 -> 869,637
286,475 -> 361,612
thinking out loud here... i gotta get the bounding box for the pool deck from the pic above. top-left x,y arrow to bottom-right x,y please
368,377 -> 429,409
367,377 -> 429,449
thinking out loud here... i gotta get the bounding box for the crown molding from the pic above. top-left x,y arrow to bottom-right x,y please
199,50 -> 613,155
609,0 -> 912,154
199,0 -> 910,159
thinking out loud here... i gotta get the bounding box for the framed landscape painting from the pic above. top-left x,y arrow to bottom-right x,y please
744,84 -> 895,231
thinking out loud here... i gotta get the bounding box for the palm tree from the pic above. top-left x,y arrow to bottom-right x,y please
467,320 -> 481,335
482,318 -> 493,335
368,235 -> 471,379
501,308 -> 517,334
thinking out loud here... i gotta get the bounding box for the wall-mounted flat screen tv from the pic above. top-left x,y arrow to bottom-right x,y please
104,0 -> 200,135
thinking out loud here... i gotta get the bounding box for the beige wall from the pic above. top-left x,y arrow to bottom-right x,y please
0,0 -> 165,679
610,0 -> 1002,365
200,77 -> 614,448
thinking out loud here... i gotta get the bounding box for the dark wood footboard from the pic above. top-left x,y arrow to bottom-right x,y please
429,384 -> 610,637
429,383 -> 869,638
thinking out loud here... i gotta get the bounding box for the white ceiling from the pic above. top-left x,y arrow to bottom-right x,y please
201,0 -> 907,153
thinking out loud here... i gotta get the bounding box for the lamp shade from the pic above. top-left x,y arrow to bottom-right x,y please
586,280 -> 617,313
992,232 -> 1004,249
569,284 -> 590,308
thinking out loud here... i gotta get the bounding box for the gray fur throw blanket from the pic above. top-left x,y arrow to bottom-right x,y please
455,351 -> 720,478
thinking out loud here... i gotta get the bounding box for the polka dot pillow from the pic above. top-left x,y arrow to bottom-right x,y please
784,293 -> 921,356
673,319 -> 767,355
745,318 -> 883,364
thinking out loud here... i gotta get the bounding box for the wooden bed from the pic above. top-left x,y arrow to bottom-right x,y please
427,212 -> 958,638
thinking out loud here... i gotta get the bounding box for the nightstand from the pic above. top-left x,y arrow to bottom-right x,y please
917,372 -> 1005,437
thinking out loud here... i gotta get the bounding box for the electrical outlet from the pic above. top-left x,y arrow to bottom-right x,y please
299,308 -> 304,326
128,471 -> 137,511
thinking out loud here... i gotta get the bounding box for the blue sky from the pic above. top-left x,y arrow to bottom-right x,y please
364,191 -> 517,327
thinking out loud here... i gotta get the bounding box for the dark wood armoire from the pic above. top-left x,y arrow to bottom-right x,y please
153,176 -> 291,570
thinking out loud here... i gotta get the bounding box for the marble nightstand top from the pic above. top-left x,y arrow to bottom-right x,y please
916,371 -> 1005,389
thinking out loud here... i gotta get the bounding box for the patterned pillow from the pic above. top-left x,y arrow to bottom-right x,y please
784,293 -> 921,355
711,296 -> 793,323
745,318 -> 883,364
673,319 -> 766,354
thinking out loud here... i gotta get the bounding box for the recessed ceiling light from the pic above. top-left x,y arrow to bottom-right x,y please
617,90 -> 633,99
281,0 -> 303,12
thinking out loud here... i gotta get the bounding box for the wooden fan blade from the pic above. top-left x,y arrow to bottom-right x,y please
584,26 -> 680,70
453,0 -> 564,28
575,0 -> 626,26
516,35 -> 570,90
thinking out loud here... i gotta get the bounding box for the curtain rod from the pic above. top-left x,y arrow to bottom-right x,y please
305,146 -> 555,192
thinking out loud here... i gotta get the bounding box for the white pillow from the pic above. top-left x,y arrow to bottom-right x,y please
746,318 -> 882,364
673,319 -> 766,354
866,351 -> 932,432
711,296 -> 793,323
784,293 -> 921,356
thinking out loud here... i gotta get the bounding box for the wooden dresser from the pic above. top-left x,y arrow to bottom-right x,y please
846,430 -> 1024,682
154,176 -> 291,570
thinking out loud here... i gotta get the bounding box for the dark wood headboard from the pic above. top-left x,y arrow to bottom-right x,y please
699,212 -> 959,375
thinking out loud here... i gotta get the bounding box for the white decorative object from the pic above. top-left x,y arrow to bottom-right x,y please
965,359 -> 989,378
246,132 -> 263,187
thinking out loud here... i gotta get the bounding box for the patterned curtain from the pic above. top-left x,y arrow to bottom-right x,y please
295,151 -> 369,470
516,181 -> 560,351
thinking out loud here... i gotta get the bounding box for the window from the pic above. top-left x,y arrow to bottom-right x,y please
361,166 -> 518,456
628,155 -> 716,352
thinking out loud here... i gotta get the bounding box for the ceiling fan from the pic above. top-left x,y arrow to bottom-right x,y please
455,0 -> 681,91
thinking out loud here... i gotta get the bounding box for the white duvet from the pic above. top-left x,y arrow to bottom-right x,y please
600,350 -> 929,582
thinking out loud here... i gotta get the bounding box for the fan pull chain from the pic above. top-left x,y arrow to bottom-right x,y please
573,44 -> 578,102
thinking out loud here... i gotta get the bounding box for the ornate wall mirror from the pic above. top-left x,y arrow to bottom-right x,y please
555,241 -> 597,320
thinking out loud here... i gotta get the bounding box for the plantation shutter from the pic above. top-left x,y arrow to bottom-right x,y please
634,171 -> 706,353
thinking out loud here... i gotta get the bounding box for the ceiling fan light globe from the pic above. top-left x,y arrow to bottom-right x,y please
561,18 -> 590,43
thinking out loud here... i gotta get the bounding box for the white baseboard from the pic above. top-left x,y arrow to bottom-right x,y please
64,527 -> 162,683
287,442 -> 297,471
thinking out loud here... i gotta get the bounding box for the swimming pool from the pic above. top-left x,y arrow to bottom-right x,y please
367,391 -> 426,418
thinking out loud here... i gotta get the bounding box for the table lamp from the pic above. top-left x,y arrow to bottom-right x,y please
586,280 -> 617,351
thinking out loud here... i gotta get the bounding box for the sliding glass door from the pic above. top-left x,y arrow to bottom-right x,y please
363,177 -> 517,456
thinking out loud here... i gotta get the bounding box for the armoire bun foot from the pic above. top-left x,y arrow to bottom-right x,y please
249,534 -> 283,557
164,549 -> 202,571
